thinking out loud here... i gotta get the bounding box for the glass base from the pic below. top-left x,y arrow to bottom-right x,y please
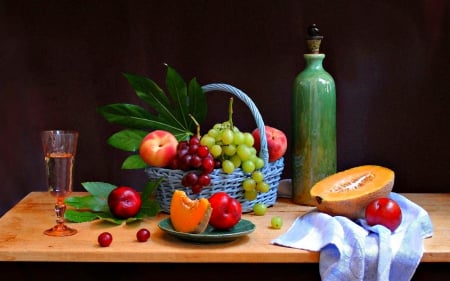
44,224 -> 77,237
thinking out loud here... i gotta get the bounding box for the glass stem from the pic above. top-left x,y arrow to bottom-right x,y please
54,199 -> 66,226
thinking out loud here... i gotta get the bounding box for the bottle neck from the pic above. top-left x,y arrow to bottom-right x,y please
303,54 -> 325,70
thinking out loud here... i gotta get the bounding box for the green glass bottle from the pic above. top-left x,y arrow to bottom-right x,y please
292,25 -> 336,205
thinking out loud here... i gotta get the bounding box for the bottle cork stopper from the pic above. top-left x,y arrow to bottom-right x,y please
306,24 -> 323,54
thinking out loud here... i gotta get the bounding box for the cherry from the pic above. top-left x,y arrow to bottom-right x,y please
98,232 -> 113,247
136,228 -> 151,242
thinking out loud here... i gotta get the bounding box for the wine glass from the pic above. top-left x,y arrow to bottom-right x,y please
41,130 -> 79,236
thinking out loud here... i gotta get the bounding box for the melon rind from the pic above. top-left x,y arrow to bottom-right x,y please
310,165 -> 395,219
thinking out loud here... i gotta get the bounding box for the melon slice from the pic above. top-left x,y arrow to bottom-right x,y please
169,190 -> 212,233
310,165 -> 395,219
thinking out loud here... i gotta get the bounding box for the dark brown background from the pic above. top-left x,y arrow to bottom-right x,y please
0,0 -> 449,279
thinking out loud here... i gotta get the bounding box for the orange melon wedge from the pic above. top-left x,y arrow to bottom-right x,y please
169,190 -> 212,233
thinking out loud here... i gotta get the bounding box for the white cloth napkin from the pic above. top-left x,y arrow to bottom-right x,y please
271,192 -> 433,281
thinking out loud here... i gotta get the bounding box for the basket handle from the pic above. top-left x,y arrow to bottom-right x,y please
201,83 -> 269,164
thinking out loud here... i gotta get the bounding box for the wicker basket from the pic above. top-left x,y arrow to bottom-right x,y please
145,83 -> 284,213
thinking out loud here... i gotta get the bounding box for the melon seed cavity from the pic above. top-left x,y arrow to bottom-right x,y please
328,173 -> 375,193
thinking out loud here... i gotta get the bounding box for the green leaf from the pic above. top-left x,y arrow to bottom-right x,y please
139,199 -> 161,217
124,72 -> 186,132
107,129 -> 148,152
141,178 -> 164,201
166,65 -> 189,128
97,103 -> 159,129
98,66 -> 209,167
121,154 -> 148,169
96,213 -> 127,225
65,210 -> 99,223
81,182 -> 116,198
187,77 -> 207,129
64,194 -> 109,212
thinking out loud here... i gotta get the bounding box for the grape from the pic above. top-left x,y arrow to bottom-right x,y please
189,155 -> 202,168
254,157 -> 265,169
183,172 -> 198,187
252,171 -> 264,182
237,145 -> 251,161
244,189 -> 258,201
253,203 -> 267,216
202,157 -> 215,173
213,123 -> 223,131
256,181 -> 270,193
210,144 -> 222,158
223,144 -> 237,156
198,173 -> 211,186
179,154 -> 192,171
191,184 -> 203,194
222,160 -> 235,174
189,136 -> 200,146
177,141 -> 189,151
188,143 -> 199,154
200,135 -> 215,148
242,178 -> 256,191
197,145 -> 209,158
242,160 -> 256,174
221,128 -> 234,145
233,131 -> 245,145
230,154 -> 242,169
208,128 -> 220,138
243,132 -> 254,147
271,216 -> 283,229
249,147 -> 257,156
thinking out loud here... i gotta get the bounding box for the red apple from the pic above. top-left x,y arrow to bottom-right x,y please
139,130 -> 178,167
365,197 -> 402,232
252,125 -> 287,162
208,192 -> 242,230
108,186 -> 142,219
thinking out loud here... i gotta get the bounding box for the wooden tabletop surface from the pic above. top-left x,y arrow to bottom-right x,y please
0,192 -> 448,263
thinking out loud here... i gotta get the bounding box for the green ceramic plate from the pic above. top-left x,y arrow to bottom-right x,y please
158,218 -> 256,243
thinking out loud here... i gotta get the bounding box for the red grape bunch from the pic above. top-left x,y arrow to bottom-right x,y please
169,136 -> 220,194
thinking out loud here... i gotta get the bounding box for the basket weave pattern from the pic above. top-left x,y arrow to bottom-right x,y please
145,83 -> 285,213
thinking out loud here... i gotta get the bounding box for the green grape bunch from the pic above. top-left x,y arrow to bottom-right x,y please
199,98 -> 270,201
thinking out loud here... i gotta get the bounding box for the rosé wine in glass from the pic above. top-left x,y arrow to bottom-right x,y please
41,130 -> 78,237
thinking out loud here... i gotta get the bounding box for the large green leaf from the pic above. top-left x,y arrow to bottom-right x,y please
124,72 -> 187,132
64,194 -> 109,212
98,65 -> 208,169
165,65 -> 189,128
107,129 -> 148,152
81,182 -> 117,198
97,103 -> 182,133
188,77 -> 207,129
65,210 -> 99,223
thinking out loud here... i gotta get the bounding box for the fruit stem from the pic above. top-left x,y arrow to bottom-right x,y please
228,97 -> 234,129
188,113 -> 201,138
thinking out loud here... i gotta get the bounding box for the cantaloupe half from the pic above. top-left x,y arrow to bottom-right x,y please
170,190 -> 212,233
310,165 -> 395,219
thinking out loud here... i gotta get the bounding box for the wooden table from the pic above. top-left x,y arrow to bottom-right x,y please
0,192 -> 449,263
